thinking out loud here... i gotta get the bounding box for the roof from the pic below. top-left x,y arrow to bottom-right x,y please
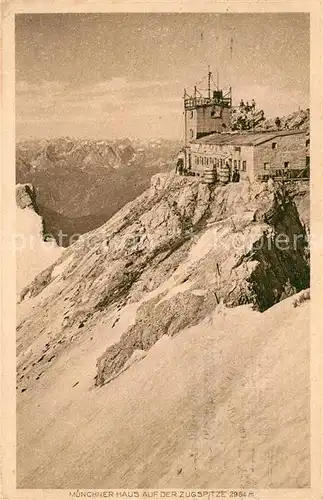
192,130 -> 307,147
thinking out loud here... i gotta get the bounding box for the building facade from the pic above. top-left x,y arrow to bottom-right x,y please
184,91 -> 232,144
188,130 -> 308,182
178,70 -> 309,183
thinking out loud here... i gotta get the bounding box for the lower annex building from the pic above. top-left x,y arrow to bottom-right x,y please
177,129 -> 309,184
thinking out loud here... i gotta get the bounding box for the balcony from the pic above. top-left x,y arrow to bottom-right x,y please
184,96 -> 232,110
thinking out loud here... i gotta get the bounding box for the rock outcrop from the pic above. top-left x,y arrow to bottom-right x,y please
16,172 -> 310,489
17,174 -> 309,393
16,183 -> 39,212
255,109 -> 310,132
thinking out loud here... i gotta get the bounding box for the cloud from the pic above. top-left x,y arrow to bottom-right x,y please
16,76 -> 182,131
17,77 -> 308,139
16,79 -> 66,94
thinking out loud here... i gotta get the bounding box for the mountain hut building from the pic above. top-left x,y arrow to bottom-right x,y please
176,69 -> 309,184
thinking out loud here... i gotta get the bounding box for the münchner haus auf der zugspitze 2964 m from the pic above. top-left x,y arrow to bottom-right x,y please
176,69 -> 310,185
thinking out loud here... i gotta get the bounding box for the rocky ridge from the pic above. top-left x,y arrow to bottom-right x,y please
230,107 -> 309,132
17,173 -> 309,393
16,183 -> 39,212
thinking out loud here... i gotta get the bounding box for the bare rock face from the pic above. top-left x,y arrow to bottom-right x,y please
16,183 -> 38,212
255,109 -> 309,132
95,181 -> 309,386
16,173 -> 309,394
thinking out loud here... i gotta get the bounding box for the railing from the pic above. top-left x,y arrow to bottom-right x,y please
256,169 -> 310,182
184,96 -> 231,109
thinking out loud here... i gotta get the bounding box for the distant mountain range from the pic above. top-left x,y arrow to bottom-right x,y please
16,137 -> 180,246
16,108 -> 309,247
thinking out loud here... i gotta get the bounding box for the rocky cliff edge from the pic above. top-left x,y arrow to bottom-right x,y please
17,173 -> 309,392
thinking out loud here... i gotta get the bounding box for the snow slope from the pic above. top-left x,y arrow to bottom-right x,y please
17,293 -> 309,489
16,176 -> 310,489
16,204 -> 63,293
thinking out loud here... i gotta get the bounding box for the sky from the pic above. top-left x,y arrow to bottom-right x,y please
15,13 -> 310,140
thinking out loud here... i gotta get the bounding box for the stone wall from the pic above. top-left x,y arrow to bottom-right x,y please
253,133 -> 306,179
186,132 -> 307,182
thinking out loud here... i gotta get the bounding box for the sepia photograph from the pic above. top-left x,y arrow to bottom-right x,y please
6,6 -> 315,493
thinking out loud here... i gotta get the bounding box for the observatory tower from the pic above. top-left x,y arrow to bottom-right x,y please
183,68 -> 232,146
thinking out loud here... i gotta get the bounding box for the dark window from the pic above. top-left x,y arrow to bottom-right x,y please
238,160 -> 241,169
235,147 -> 241,152
242,160 -> 247,171
234,160 -> 237,168
284,161 -> 290,168
272,142 -> 277,149
190,129 -> 194,139
306,139 -> 310,147
264,162 -> 269,170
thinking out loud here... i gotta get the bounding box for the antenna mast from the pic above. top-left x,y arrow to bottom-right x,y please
183,88 -> 187,147
208,66 -> 212,99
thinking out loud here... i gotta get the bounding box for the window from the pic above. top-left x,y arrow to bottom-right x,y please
234,160 -> 237,168
284,161 -> 290,169
238,160 -> 241,169
306,139 -> 310,147
190,111 -> 194,119
264,162 -> 269,170
190,129 -> 194,139
196,157 -> 199,166
272,142 -> 277,149
242,160 -> 247,171
235,147 -> 241,152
